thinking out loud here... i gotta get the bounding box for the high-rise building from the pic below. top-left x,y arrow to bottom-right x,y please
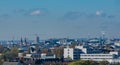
36,36 -> 40,43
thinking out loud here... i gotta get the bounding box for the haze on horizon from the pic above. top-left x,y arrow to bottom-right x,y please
0,0 -> 120,40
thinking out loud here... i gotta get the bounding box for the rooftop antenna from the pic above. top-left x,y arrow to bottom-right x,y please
101,31 -> 106,45
66,36 -> 69,48
88,34 -> 90,39
12,35 -> 15,44
101,31 -> 105,39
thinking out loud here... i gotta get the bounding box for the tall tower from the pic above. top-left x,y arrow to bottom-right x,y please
20,37 -> 23,46
101,31 -> 105,45
24,37 -> 27,43
23,37 -> 27,46
36,35 -> 40,43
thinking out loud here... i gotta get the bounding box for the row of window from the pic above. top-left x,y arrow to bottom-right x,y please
81,58 -> 112,59
80,55 -> 112,56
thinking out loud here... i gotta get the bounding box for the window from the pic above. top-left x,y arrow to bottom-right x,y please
68,52 -> 69,54
68,49 -> 69,51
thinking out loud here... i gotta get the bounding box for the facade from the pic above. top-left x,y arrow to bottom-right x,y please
80,54 -> 116,63
75,45 -> 103,54
114,41 -> 120,46
41,53 -> 56,59
24,53 -> 56,59
36,36 -> 40,43
2,62 -> 22,65
64,45 -> 120,63
64,46 -> 82,60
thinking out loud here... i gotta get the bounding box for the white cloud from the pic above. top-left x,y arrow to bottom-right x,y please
96,10 -> 103,16
20,8 -> 48,16
30,10 -> 42,16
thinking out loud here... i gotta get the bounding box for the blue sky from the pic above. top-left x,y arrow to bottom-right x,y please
0,0 -> 120,40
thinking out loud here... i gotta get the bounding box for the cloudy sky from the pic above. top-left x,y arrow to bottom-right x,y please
0,0 -> 120,40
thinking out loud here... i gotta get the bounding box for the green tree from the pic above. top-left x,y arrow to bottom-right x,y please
10,47 -> 19,58
99,61 -> 109,65
0,47 -> 10,61
0,45 -> 4,53
1,47 -> 19,61
0,60 -> 3,65
69,60 -> 97,65
52,46 -> 64,59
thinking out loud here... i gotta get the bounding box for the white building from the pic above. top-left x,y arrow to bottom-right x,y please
24,53 -> 41,59
80,54 -> 116,63
64,45 -> 101,60
64,44 -> 120,63
75,45 -> 102,54
75,45 -> 87,53
114,41 -> 120,46
64,46 -> 82,60
41,53 -> 56,59
80,51 -> 119,63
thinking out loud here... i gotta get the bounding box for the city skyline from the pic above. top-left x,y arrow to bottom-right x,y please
0,0 -> 120,40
